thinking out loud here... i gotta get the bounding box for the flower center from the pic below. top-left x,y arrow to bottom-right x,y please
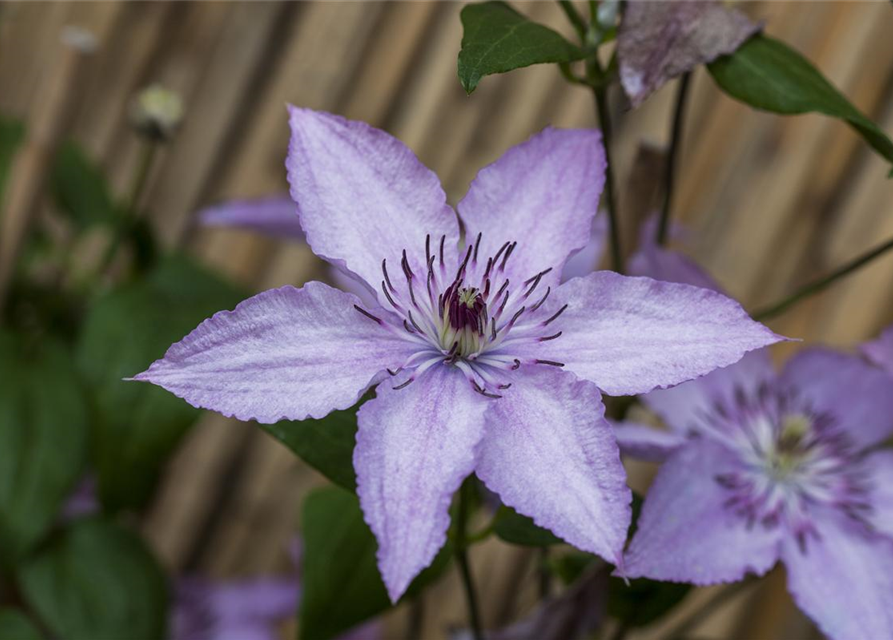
702,386 -> 872,548
351,233 -> 567,397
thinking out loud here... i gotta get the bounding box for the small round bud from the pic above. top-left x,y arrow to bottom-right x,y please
130,84 -> 184,142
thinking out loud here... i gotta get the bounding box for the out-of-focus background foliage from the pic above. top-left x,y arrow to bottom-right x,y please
1,2 -> 891,638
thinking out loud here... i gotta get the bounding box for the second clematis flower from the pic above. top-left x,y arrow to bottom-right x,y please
134,107 -> 783,602
614,242 -> 893,640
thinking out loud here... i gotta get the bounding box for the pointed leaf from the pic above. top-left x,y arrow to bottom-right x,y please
261,407 -> 359,491
0,609 -> 43,640
50,141 -> 119,230
300,486 -> 451,640
708,35 -> 893,172
18,517 -> 167,640
0,333 -> 89,565
493,505 -> 562,546
77,253 -> 245,512
458,2 -> 585,93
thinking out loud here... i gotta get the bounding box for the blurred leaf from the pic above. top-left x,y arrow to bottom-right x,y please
0,116 -> 25,206
77,253 -> 245,512
0,609 -> 43,640
458,2 -> 585,93
300,486 -> 451,640
709,35 -> 893,174
607,577 -> 691,627
550,551 -> 599,586
0,333 -> 89,566
50,141 -> 119,230
18,517 -> 167,640
261,407 -> 359,491
494,505 -> 562,546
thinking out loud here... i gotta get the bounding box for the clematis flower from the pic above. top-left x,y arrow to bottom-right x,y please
617,0 -> 759,108
133,107 -> 782,602
861,324 -> 893,379
612,247 -> 893,640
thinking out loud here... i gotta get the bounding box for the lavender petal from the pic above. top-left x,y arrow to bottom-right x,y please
286,106 -> 459,295
521,271 -> 785,396
354,365 -> 487,603
458,127 -> 606,289
475,367 -> 631,567
132,282 -> 417,423
624,441 -> 782,584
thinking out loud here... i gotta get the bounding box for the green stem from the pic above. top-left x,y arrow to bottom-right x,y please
753,234 -> 893,321
657,72 -> 692,246
662,580 -> 756,640
98,139 -> 157,275
558,0 -> 587,39
455,480 -> 484,640
592,83 -> 623,273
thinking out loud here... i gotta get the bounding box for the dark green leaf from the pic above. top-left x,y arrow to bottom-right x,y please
261,407 -> 359,491
50,141 -> 119,229
0,117 -> 25,207
458,1 -> 585,93
607,577 -> 691,627
493,505 -> 562,546
550,551 -> 599,585
300,486 -> 451,640
0,609 -> 43,640
77,253 -> 245,511
709,35 -> 893,173
18,517 -> 167,640
0,333 -> 89,565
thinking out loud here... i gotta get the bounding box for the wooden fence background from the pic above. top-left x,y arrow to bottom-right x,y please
2,2 -> 892,638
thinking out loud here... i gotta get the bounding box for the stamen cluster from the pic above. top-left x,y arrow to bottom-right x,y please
353,233 -> 567,397
697,385 -> 872,549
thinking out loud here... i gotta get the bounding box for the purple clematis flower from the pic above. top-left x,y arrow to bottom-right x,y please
861,324 -> 893,379
613,245 -> 893,640
133,107 -> 782,602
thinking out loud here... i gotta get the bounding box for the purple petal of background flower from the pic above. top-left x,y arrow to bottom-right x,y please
610,421 -> 685,463
643,349 -> 775,436
618,0 -> 759,108
198,196 -> 305,241
864,450 -> 893,539
286,106 -> 459,295
861,324 -> 893,377
560,210 -> 608,282
475,367 -> 632,568
132,282 -> 417,423
782,512 -> 893,640
778,348 -> 893,449
521,271 -> 784,396
354,365 -> 487,603
172,577 -> 299,640
624,440 -> 782,585
457,127 -> 605,289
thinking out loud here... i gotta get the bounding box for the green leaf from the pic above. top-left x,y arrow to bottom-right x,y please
261,407 -> 359,491
708,34 -> 893,173
458,1 -> 585,93
0,609 -> 43,640
0,333 -> 89,566
300,486 -> 451,640
607,577 -> 691,627
77,253 -> 245,512
50,141 -> 119,229
493,505 -> 562,546
0,116 -> 25,207
18,517 -> 167,640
